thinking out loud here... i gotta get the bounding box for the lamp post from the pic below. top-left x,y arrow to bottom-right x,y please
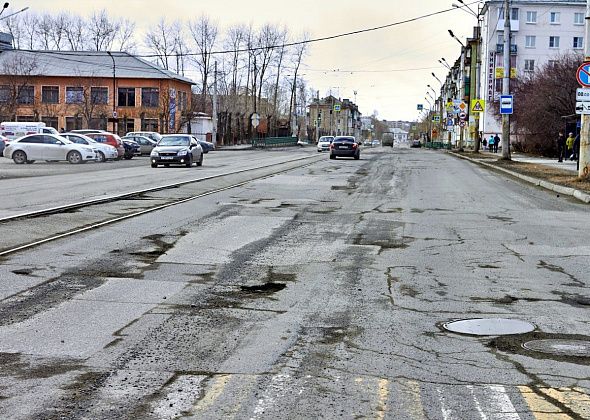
501,0 -> 511,160
579,1 -> 590,177
106,51 -> 117,134
431,73 -> 444,141
439,59 -> 451,70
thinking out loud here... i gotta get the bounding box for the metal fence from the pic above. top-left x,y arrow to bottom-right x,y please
251,137 -> 298,148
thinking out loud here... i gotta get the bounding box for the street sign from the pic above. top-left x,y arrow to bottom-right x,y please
112,111 -> 117,118
470,99 -> 485,113
446,118 -> 454,127
458,111 -> 467,120
433,115 -> 441,123
577,63 -> 590,87
500,95 -> 513,115
417,104 -> 423,111
459,120 -> 466,127
575,102 -> 590,115
334,104 -> 341,112
251,112 -> 260,128
576,88 -> 590,102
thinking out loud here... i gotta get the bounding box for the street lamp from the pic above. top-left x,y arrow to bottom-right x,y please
0,5 -> 28,22
431,72 -> 443,87
427,84 -> 437,96
454,0 -> 479,18
448,30 -> 466,48
439,59 -> 451,70
0,3 -> 9,18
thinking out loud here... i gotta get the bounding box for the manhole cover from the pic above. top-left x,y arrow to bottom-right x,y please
443,318 -> 535,336
523,340 -> 590,357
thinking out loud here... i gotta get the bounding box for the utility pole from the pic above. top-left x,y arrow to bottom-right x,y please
501,0 -> 512,160
579,1 -> 590,178
473,23 -> 482,153
106,51 -> 117,134
212,61 -> 218,148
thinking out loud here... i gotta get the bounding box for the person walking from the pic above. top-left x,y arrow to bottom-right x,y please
566,132 -> 575,160
488,135 -> 495,153
556,131 -> 566,162
493,133 -> 500,153
482,138 -> 487,150
572,133 -> 580,161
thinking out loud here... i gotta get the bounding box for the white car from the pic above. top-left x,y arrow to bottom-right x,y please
317,136 -> 334,152
3,133 -> 98,164
61,132 -> 118,162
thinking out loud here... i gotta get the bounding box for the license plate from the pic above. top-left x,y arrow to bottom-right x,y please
338,146 -> 348,149
161,156 -> 173,160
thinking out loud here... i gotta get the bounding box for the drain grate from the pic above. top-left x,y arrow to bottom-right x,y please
522,339 -> 590,357
443,318 -> 535,336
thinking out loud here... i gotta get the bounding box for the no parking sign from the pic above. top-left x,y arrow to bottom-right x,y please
576,62 -> 590,87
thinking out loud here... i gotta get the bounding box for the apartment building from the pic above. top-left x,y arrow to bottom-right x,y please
308,95 -> 362,139
479,0 -> 586,137
0,46 -> 194,135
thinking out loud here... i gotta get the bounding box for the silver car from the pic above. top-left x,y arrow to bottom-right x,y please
317,136 -> 334,152
150,134 -> 203,168
3,133 -> 98,164
61,132 -> 118,162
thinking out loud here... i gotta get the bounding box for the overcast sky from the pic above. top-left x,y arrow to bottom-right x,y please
22,0 -> 478,121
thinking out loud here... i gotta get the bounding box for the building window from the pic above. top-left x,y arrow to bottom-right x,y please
550,12 -> 560,24
41,86 -> 59,104
17,115 -> 36,122
17,86 -> 34,104
141,88 -> 159,107
549,36 -> 560,48
498,34 -> 504,44
0,85 -> 10,103
526,11 -> 537,23
141,118 -> 158,132
548,60 -> 559,68
118,88 -> 135,107
41,116 -> 58,129
525,36 -> 536,48
89,116 -> 107,130
91,87 -> 108,105
65,116 -> 83,131
575,12 -> 584,25
524,59 -> 535,72
66,87 -> 84,104
511,8 -> 519,20
574,37 -> 584,49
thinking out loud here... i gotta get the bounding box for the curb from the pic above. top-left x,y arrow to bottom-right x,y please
449,152 -> 590,204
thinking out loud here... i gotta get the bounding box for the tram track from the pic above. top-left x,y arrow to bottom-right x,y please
0,154 -> 323,257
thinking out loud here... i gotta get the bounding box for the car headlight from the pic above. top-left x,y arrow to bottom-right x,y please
177,148 -> 189,156
150,150 -> 159,157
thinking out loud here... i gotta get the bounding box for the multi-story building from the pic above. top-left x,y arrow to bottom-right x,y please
0,43 -> 194,135
479,0 -> 586,137
308,95 -> 361,139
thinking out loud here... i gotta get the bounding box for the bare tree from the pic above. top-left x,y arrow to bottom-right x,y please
62,14 -> 87,50
255,24 -> 280,113
116,18 -> 136,52
288,34 -> 309,133
271,27 -> 288,135
145,19 -> 180,70
188,14 -> 218,112
88,10 -> 118,51
0,55 -> 38,120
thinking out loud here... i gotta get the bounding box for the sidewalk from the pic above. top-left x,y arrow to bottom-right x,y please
450,150 -> 590,204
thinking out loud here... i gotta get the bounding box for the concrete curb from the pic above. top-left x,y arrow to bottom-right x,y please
449,152 -> 590,204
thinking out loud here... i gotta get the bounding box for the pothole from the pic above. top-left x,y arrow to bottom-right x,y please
522,340 -> 590,358
442,318 -> 536,336
240,282 -> 286,294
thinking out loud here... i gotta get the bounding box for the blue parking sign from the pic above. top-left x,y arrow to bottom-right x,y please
500,95 -> 513,115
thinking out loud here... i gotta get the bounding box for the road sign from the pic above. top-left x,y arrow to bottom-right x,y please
576,102 -> 590,115
458,111 -> 467,120
577,88 -> 590,102
459,120 -> 466,127
500,95 -> 513,115
417,104 -> 423,111
334,104 -> 341,112
470,99 -> 485,113
577,63 -> 590,87
112,111 -> 117,118
251,112 -> 260,128
433,115 -> 441,123
446,118 -> 454,127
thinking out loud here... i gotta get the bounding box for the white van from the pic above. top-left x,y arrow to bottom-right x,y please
0,122 -> 59,141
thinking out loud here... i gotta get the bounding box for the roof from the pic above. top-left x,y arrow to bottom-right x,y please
482,0 -> 586,13
0,50 -> 195,85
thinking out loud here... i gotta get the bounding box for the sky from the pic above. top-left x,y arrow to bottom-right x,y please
20,0 -> 479,122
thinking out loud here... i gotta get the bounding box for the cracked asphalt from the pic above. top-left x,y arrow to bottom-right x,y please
0,146 -> 589,419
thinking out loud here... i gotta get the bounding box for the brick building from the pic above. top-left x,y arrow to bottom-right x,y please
0,47 -> 194,135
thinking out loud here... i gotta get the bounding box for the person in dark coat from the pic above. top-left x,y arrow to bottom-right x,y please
493,133 -> 500,153
572,133 -> 580,161
556,131 -> 566,162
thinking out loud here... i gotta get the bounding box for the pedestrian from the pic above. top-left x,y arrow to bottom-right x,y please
488,136 -> 494,152
482,138 -> 487,150
556,131 -> 566,162
566,132 -> 575,160
493,133 -> 500,153
573,133 -> 580,161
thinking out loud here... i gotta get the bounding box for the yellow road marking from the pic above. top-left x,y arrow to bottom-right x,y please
192,374 -> 231,412
376,378 -> 389,420
401,379 -> 427,419
518,386 -> 571,419
540,387 -> 590,418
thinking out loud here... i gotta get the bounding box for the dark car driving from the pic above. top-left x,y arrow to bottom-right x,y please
329,136 -> 360,160
150,134 -> 203,168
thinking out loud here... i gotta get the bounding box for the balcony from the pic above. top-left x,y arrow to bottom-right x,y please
496,44 -> 518,55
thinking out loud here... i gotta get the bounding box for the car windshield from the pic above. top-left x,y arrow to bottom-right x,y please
159,136 -> 189,146
320,137 -> 333,142
334,137 -> 355,143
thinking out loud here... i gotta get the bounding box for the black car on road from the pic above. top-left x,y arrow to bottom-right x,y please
150,134 -> 203,168
329,136 -> 360,160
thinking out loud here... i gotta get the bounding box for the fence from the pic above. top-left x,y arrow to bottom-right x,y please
251,137 -> 298,148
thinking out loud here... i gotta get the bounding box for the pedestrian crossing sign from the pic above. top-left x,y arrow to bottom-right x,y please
471,99 -> 485,113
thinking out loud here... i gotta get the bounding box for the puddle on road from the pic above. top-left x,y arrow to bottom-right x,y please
443,318 -> 536,336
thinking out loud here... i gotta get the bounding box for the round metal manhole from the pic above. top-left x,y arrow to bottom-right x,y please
443,318 -> 536,336
522,340 -> 590,357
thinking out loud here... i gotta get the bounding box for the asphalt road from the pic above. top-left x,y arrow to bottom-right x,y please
0,146 -> 589,419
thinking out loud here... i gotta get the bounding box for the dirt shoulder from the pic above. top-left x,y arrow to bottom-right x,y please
454,151 -> 590,194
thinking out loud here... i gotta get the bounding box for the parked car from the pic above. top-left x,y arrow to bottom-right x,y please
411,139 -> 422,148
363,139 -> 372,147
0,134 -> 8,156
126,131 -> 162,143
61,132 -> 118,162
85,132 -> 125,159
122,138 -> 141,159
122,135 -> 157,155
329,136 -> 360,160
3,133 -> 98,164
371,139 -> 381,147
69,129 -> 108,135
0,121 -> 59,140
150,134 -> 203,168
193,136 -> 215,153
317,136 -> 334,152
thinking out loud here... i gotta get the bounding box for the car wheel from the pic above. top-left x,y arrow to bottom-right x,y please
67,151 -> 83,164
26,160 -> 35,164
98,151 -> 106,162
329,154 -> 336,160
186,155 -> 192,167
196,154 -> 203,167
354,153 -> 360,160
124,154 -> 132,160
151,163 -> 158,168
12,150 -> 27,164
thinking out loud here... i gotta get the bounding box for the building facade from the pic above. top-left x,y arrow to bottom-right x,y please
308,95 -> 362,140
479,0 -> 586,137
0,49 -> 194,135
